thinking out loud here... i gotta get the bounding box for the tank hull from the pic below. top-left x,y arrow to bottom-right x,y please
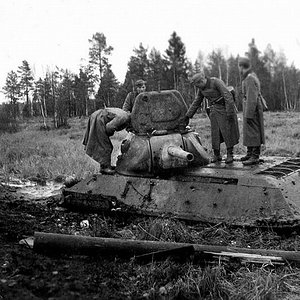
63,156 -> 300,227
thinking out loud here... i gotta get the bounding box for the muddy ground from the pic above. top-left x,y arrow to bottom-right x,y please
0,184 -> 151,300
1,182 -> 300,300
0,184 -> 134,299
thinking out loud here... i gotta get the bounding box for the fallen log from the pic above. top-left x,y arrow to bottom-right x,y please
33,232 -> 300,264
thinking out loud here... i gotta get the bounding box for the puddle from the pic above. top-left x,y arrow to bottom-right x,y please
2,177 -> 64,200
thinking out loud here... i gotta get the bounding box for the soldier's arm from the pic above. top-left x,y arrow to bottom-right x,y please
245,76 -> 259,119
122,92 -> 133,112
186,92 -> 204,118
214,79 -> 235,115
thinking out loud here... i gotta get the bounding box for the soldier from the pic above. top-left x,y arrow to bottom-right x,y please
185,72 -> 239,164
238,57 -> 265,165
83,108 -> 131,175
122,79 -> 146,112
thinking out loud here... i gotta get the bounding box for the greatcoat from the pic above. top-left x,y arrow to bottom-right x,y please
186,77 -> 239,150
83,108 -> 130,166
241,71 -> 265,147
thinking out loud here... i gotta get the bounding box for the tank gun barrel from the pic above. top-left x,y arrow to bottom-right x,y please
167,146 -> 194,162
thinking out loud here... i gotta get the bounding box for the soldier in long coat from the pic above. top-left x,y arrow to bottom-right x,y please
238,57 -> 265,165
122,79 -> 146,112
83,108 -> 130,174
185,72 -> 239,163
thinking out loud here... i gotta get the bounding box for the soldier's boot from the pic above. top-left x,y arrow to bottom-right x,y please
241,147 -> 253,161
100,164 -> 115,175
243,146 -> 260,166
225,147 -> 234,164
211,149 -> 222,163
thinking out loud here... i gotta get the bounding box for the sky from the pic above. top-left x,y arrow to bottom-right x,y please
1,0 -> 300,103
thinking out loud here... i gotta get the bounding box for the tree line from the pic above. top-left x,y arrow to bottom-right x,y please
1,32 -> 300,132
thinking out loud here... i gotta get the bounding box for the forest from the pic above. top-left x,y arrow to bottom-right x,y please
1,31 -> 300,132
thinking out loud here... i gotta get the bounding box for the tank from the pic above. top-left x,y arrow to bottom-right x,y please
63,90 -> 300,228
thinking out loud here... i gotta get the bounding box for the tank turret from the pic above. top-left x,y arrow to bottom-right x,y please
116,90 -> 210,176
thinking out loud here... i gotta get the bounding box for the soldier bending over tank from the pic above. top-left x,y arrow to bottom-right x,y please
185,72 -> 239,164
83,108 -> 130,175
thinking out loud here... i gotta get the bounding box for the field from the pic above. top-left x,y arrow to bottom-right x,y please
1,112 -> 300,299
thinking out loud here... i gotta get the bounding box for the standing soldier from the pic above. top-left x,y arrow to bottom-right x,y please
238,57 -> 265,165
122,79 -> 146,112
185,72 -> 239,164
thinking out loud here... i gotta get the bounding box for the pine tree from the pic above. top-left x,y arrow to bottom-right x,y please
227,55 -> 240,88
74,69 -> 90,116
97,67 -> 119,107
165,31 -> 188,89
206,49 -> 227,82
3,71 -> 20,120
89,32 -> 113,84
123,43 -> 149,92
3,71 -> 20,104
246,39 -> 272,106
62,70 -> 75,117
17,60 -> 34,117
263,44 -> 282,110
148,48 -> 168,91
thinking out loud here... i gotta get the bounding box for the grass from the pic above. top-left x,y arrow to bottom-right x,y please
92,259 -> 300,299
47,212 -> 300,299
0,116 -> 127,181
190,111 -> 300,157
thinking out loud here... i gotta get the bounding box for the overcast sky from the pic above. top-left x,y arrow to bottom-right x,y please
1,0 -> 300,102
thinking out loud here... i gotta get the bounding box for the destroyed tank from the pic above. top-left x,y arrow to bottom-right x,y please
63,90 -> 300,228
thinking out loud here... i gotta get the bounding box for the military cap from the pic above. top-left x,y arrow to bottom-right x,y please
189,72 -> 205,85
135,79 -> 146,87
238,57 -> 251,68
